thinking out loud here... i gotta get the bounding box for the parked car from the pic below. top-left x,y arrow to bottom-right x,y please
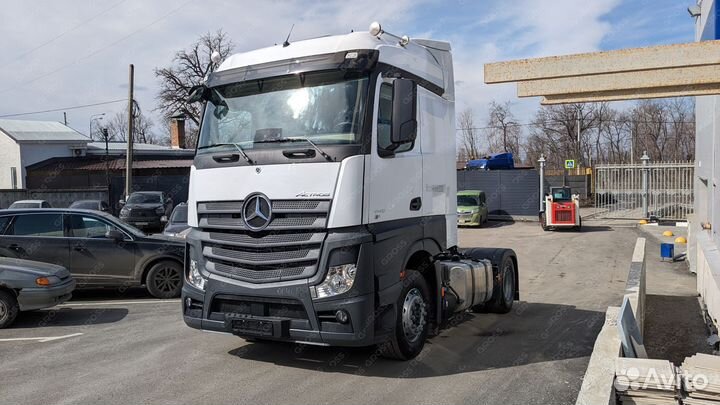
465,153 -> 515,170
119,191 -> 173,231
457,190 -> 488,227
69,199 -> 111,213
0,257 -> 76,328
0,209 -> 184,298
163,203 -> 189,239
9,200 -> 51,209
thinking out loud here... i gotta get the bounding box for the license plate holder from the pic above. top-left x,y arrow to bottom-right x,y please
229,318 -> 275,337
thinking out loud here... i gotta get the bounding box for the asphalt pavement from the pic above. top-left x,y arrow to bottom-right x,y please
0,220 -> 640,405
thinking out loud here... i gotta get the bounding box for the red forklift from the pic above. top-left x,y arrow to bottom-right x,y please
540,186 -> 582,231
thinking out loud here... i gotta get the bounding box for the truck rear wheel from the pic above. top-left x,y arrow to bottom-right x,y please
381,270 -> 430,360
0,290 -> 19,329
486,254 -> 516,314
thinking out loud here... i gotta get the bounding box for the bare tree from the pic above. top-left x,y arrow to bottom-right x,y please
485,101 -> 521,158
105,109 -> 162,144
458,108 -> 481,160
155,30 -> 234,129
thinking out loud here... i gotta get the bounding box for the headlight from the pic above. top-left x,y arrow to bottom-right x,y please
186,259 -> 207,290
313,264 -> 357,299
36,276 -> 61,286
120,207 -> 129,215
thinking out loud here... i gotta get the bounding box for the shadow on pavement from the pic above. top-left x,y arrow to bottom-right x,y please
227,302 -> 604,378
12,307 -> 129,328
69,287 -> 154,301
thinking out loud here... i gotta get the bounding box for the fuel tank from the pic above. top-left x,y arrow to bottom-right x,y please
438,259 -> 494,313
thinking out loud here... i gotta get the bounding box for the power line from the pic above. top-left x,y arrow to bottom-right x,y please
0,99 -> 127,118
1,0 -> 129,69
0,0 -> 193,95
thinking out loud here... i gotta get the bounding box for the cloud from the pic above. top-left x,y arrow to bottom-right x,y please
0,0 -> 691,145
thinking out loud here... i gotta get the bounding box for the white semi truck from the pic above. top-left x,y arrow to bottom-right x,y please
181,22 -> 519,360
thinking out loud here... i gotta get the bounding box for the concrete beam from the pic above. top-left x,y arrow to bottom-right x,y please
518,64 -> 720,97
574,306 -> 621,405
540,83 -> 720,105
485,40 -> 720,84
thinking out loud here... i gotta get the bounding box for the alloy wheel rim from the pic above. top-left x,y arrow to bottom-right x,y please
0,301 -> 7,321
503,262 -> 515,303
155,267 -> 181,293
402,288 -> 427,343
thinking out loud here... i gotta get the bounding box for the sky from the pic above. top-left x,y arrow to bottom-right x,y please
0,0 -> 697,141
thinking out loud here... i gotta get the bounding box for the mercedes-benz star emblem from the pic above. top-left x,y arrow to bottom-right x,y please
242,193 -> 272,231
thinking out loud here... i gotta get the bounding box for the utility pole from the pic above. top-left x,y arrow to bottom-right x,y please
576,106 -> 581,169
63,112 -> 67,126
124,64 -> 134,201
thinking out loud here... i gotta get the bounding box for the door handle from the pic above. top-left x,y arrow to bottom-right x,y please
8,244 -> 21,251
409,197 -> 422,211
73,245 -> 87,252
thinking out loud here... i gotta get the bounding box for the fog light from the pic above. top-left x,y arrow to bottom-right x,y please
335,309 -> 349,324
185,297 -> 192,308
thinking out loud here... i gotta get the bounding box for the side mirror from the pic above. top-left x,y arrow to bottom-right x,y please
391,78 -> 417,145
187,85 -> 208,103
105,229 -> 124,242
118,200 -> 126,208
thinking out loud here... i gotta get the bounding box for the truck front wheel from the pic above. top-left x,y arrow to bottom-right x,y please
381,270 -> 430,360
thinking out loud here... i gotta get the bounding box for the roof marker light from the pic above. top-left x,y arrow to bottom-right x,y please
399,35 -> 410,47
369,22 -> 382,37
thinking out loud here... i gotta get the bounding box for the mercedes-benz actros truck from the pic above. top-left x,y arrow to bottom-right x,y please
181,22 -> 519,360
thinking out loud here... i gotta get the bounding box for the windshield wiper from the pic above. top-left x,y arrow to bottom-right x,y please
198,143 -> 254,165
256,137 -> 333,162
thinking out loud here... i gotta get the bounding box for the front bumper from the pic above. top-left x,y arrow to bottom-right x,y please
181,227 -> 384,347
120,216 -> 163,229
17,279 -> 76,311
457,212 -> 480,226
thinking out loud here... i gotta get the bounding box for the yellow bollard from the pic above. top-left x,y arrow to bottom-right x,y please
675,236 -> 687,244
662,230 -> 674,237
639,219 -> 648,225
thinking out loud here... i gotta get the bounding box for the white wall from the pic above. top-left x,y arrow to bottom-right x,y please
693,0 -> 720,326
0,132 -> 21,189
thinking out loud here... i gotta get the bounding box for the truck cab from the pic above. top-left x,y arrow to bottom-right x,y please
182,23 -> 518,360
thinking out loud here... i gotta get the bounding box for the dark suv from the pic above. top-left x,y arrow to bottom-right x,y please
119,192 -> 173,231
0,209 -> 184,298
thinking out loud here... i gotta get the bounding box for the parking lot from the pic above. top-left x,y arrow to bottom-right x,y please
0,220 -> 638,405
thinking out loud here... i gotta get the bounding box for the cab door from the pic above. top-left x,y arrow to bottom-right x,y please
366,76 -> 423,224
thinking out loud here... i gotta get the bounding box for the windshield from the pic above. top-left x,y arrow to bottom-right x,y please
552,188 -> 572,201
457,196 -> 479,207
170,205 -> 188,223
10,202 -> 40,209
127,193 -> 162,204
197,70 -> 369,153
70,201 -> 98,209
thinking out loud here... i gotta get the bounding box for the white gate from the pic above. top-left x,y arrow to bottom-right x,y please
595,160 -> 694,220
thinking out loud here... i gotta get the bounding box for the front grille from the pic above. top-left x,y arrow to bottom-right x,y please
211,296 -> 308,320
197,199 -> 330,283
555,210 -> 573,222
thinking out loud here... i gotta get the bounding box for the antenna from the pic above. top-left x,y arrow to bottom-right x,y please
282,24 -> 295,48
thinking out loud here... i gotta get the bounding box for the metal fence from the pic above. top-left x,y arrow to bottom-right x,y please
595,160 -> 694,220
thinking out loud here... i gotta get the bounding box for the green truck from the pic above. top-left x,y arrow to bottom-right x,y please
457,190 -> 488,227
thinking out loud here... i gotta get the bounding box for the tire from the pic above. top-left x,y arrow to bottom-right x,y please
486,254 -> 516,314
540,213 -> 548,231
145,260 -> 183,299
381,270 -> 430,360
576,217 -> 583,232
0,290 -> 20,329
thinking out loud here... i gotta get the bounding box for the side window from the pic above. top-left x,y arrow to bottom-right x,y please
41,202 -> 51,208
0,216 -> 10,234
377,81 -> 414,156
9,214 -> 63,237
68,215 -> 122,239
